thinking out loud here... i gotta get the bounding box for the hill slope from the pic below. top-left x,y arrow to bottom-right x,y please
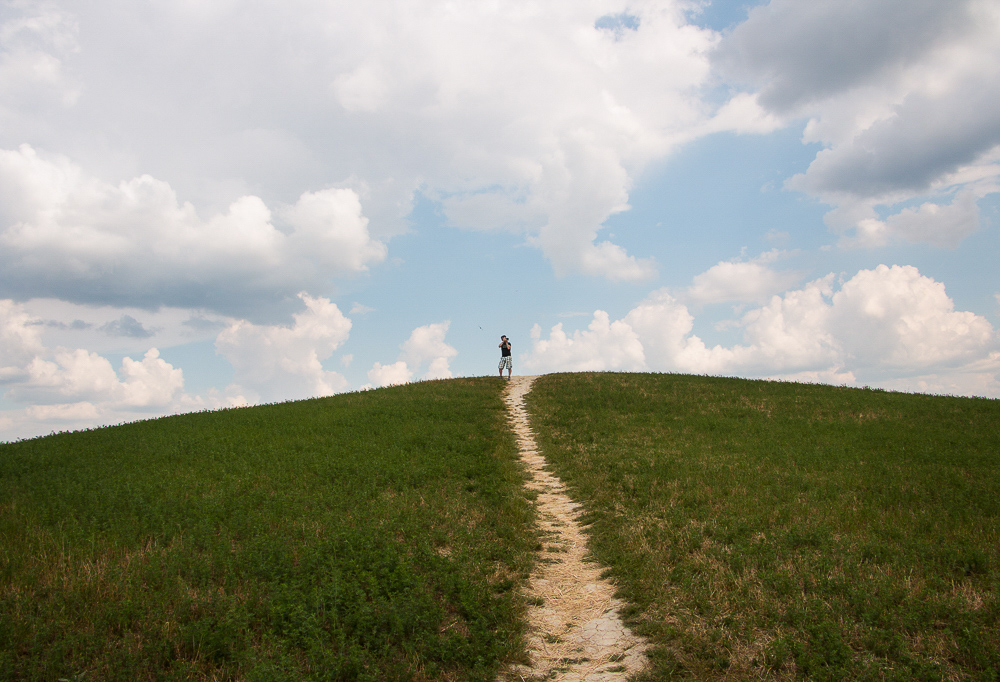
3,372 -> 999,681
528,373 -> 1000,681
1,378 -> 536,681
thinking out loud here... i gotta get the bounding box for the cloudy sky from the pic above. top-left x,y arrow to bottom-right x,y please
2,0 -> 999,440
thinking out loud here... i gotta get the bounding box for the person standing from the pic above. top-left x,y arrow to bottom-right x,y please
498,335 -> 512,379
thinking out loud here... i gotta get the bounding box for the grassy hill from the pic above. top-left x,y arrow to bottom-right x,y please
528,374 -> 1000,681
2,373 -> 999,681
1,378 -> 536,681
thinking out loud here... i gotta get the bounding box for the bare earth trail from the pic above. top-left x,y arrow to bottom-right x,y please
501,375 -> 649,681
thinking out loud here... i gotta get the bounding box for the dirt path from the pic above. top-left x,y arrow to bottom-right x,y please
501,375 -> 648,681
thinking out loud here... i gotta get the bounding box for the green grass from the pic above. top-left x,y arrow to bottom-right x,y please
6,372 -> 1000,681
0,378 -> 537,681
526,373 -> 1000,681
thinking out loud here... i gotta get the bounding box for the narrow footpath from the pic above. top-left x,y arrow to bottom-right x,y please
502,376 -> 649,681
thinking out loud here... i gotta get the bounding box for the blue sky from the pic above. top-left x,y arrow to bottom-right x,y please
2,0 -> 999,440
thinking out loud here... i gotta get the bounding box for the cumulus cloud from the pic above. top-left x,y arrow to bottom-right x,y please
367,321 -> 458,387
215,293 -> 352,402
623,290 -> 742,374
0,298 -> 204,440
827,264 -> 995,370
836,190 -> 984,249
366,361 -> 412,388
716,0 -> 1000,249
737,275 -> 840,372
524,265 -> 998,392
0,2 -> 80,109
0,298 -> 44,380
0,145 -> 386,317
400,322 -> 458,380
525,311 -> 645,373
790,80 -> 1000,199
0,1 -> 727,283
715,0 -> 975,112
10,346 -> 184,408
685,250 -> 802,305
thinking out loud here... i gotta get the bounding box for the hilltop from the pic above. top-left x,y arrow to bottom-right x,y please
2,373 -> 998,681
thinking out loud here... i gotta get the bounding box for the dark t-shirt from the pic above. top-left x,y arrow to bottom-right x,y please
500,341 -> 511,357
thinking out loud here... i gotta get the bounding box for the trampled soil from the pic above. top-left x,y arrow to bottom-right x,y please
501,376 -> 648,681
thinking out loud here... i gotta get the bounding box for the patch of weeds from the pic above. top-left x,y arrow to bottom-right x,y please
761,635 -> 795,672
794,620 -> 854,681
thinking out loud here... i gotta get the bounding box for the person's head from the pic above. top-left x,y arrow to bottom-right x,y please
501,335 -> 507,341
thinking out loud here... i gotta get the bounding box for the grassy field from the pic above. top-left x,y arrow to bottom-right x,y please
0,378 -> 537,681
527,373 -> 1000,681
4,372 -> 999,681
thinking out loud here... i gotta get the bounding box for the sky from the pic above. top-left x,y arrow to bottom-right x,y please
1,0 -> 999,441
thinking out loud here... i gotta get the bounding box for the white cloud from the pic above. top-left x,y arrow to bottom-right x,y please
367,361 -> 413,388
3,1 -> 998,437
13,348 -> 120,403
524,264 -> 998,393
828,264 -> 995,370
523,311 -> 645,373
118,349 -> 185,407
845,191 -> 982,249
24,401 -> 99,423
700,92 -> 785,136
0,298 -> 207,440
332,64 -> 389,113
622,290 -> 738,373
0,1 -> 726,283
7,344 -> 182,409
0,3 -> 80,108
3,0 -> 994,293
367,321 -> 459,386
716,0 -> 1000,249
281,188 -> 388,275
0,145 -> 386,316
0,298 -> 43,380
738,275 -> 841,371
715,0 -> 976,113
877,354 -> 1000,397
400,321 -> 458,380
685,249 -> 802,305
215,292 -> 352,402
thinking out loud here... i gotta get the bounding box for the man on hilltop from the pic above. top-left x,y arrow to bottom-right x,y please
498,335 -> 512,380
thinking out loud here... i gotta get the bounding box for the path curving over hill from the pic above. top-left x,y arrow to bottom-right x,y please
501,375 -> 648,681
